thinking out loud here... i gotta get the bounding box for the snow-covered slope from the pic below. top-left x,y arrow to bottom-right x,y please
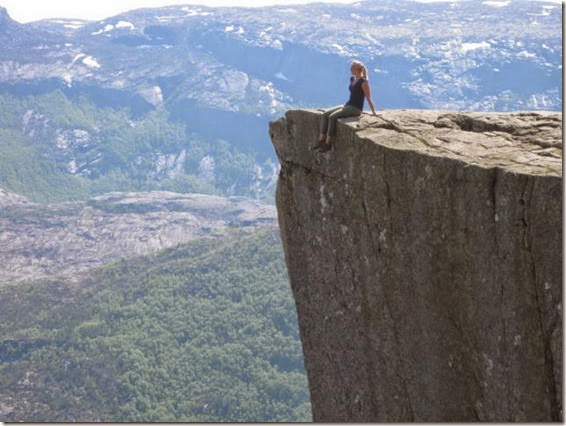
2,0 -> 560,112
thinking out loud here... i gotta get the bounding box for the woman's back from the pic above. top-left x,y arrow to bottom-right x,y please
346,76 -> 366,110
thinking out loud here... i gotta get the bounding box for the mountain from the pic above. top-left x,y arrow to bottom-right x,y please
0,89 -> 280,203
10,0 -> 562,112
0,0 -> 561,203
0,227 -> 311,422
0,189 -> 277,285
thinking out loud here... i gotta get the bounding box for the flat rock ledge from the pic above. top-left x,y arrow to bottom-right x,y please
270,109 -> 562,422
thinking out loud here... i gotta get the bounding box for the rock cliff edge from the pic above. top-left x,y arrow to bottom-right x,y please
269,109 -> 562,422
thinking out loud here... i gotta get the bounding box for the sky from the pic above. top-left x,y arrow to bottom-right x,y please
0,0 -> 360,23
1,0 -> 560,23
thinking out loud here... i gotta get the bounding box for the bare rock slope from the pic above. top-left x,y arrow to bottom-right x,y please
270,109 -> 561,422
0,191 -> 276,285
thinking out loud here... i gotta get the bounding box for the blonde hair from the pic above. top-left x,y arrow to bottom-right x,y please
351,60 -> 368,80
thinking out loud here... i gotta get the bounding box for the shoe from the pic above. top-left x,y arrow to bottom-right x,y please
311,139 -> 326,150
318,142 -> 332,153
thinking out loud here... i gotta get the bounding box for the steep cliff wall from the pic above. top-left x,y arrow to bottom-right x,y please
269,109 -> 562,422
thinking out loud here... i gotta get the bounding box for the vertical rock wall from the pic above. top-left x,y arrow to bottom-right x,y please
270,109 -> 562,422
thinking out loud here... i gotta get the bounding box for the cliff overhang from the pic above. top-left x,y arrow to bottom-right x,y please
270,109 -> 562,422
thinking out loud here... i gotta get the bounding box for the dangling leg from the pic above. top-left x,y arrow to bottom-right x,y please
320,105 -> 362,152
313,106 -> 343,150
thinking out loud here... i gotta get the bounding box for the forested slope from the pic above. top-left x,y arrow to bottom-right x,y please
0,91 -> 276,203
0,227 -> 310,422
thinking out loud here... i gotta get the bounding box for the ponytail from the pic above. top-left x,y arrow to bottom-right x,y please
351,60 -> 369,80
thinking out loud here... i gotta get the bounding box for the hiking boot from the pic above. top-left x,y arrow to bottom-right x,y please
318,142 -> 332,153
311,139 -> 327,150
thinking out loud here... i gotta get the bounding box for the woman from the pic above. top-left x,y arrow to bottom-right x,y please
314,60 -> 377,153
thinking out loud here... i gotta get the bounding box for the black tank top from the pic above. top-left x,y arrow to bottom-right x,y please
346,76 -> 366,110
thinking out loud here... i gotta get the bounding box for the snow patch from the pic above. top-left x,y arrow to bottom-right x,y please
364,33 -> 378,44
271,39 -> 283,50
331,43 -> 354,56
69,53 -> 101,69
181,7 -> 212,16
71,53 -> 86,66
225,25 -> 245,34
139,86 -> 163,106
258,27 -> 283,49
91,21 -> 134,34
91,24 -> 115,35
482,1 -> 510,7
461,41 -> 491,52
82,56 -> 101,68
62,72 -> 73,86
63,21 -> 85,29
157,16 -> 178,22
115,21 -> 135,30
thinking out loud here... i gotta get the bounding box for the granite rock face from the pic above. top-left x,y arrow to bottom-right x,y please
269,109 -> 562,422
0,191 -> 277,285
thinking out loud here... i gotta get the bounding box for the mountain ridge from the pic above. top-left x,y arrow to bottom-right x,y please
2,0 -> 560,112
0,190 -> 277,286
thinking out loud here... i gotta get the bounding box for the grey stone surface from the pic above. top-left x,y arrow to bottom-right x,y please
270,109 -> 562,422
0,191 -> 277,285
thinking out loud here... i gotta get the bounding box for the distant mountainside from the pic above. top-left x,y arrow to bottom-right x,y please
0,189 -> 277,285
3,0 -> 560,113
0,227 -> 310,422
0,0 -> 560,202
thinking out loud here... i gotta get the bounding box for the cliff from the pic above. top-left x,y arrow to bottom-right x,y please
269,109 -> 562,422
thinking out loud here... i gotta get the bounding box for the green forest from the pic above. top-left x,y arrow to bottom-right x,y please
0,227 -> 311,422
0,90 -> 276,203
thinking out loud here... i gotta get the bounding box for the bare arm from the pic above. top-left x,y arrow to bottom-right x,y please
362,81 -> 377,115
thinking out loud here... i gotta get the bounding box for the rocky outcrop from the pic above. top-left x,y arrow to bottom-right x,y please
0,188 -> 31,206
0,191 -> 277,285
270,109 -> 562,422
